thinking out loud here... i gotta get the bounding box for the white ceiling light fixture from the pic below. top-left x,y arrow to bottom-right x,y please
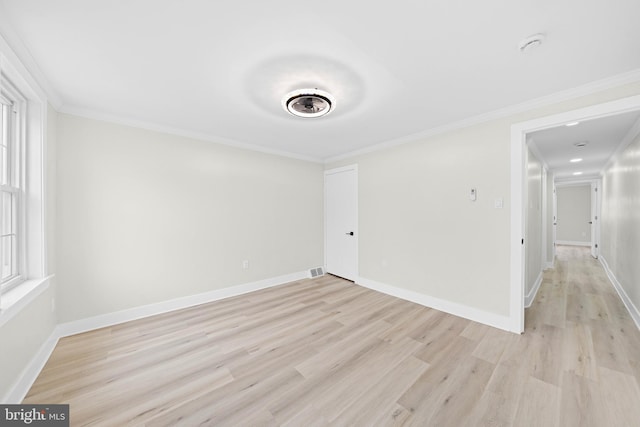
282,88 -> 335,118
570,158 -> 583,163
573,172 -> 583,175
565,121 -> 580,127
518,33 -> 545,53
573,141 -> 589,147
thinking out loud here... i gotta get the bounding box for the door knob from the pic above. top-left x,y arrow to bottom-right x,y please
345,231 -> 354,236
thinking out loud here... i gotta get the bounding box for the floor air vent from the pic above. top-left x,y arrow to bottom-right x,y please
309,267 -> 325,278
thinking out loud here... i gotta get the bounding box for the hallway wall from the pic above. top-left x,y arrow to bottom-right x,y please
525,147 -> 543,299
601,126 -> 640,324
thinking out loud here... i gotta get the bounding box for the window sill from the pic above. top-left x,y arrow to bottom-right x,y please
0,276 -> 52,328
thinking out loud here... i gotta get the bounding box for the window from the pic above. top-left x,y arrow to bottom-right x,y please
0,48 -> 47,319
0,83 -> 23,293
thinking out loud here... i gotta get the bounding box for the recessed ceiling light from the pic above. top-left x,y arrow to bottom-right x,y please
518,33 -> 545,53
573,141 -> 588,147
570,158 -> 583,163
565,121 -> 580,127
573,172 -> 583,176
282,89 -> 335,118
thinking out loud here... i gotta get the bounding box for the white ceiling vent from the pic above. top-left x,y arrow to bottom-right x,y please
283,89 -> 335,118
518,33 -> 545,53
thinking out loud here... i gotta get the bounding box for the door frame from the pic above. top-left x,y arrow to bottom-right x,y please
510,94 -> 640,333
591,179 -> 602,258
324,164 -> 358,280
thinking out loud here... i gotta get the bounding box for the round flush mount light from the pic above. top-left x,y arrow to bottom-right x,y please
282,89 -> 335,118
518,33 -> 545,53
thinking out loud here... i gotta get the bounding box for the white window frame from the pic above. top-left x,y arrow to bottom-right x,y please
0,40 -> 50,324
1,81 -> 26,293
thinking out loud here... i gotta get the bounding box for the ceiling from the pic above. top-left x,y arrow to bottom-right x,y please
1,0 -> 640,162
529,111 -> 640,181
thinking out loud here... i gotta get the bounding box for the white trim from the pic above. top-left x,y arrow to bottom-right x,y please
525,272 -> 543,308
2,329 -> 59,403
511,94 -> 640,334
326,69 -> 640,163
0,12 -> 61,108
3,270 -> 312,403
56,270 -> 308,337
356,276 -> 513,333
510,124 -> 526,333
555,240 -> 590,247
600,256 -> 640,331
0,276 -> 51,328
59,106 -> 323,164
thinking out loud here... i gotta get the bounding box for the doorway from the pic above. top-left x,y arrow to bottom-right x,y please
510,94 -> 640,333
324,165 -> 358,281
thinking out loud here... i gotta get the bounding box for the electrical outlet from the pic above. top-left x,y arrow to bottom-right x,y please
242,260 -> 249,269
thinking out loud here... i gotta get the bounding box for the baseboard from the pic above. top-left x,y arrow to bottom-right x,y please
4,270 -> 311,403
356,276 -> 513,333
3,330 -> 60,403
599,256 -> 640,331
57,270 -> 309,337
555,240 -> 590,247
525,272 -> 543,308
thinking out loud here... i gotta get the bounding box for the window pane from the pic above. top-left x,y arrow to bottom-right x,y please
0,145 -> 6,186
1,104 -> 7,186
1,191 -> 13,235
1,234 -> 14,281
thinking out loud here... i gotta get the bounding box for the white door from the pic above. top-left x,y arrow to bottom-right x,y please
325,165 -> 358,281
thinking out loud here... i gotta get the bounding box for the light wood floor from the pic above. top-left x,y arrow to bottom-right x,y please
25,246 -> 640,426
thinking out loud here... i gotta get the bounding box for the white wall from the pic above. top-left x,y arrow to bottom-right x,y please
328,82 -> 640,321
0,104 -> 57,401
525,147 -> 543,296
601,129 -> 640,320
55,114 -> 323,323
556,184 -> 591,244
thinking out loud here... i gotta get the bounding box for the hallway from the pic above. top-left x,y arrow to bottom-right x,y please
524,245 -> 640,426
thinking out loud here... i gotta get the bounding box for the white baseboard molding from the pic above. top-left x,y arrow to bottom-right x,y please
57,270 -> 309,338
356,276 -> 513,333
3,330 -> 60,403
555,240 -> 590,247
525,272 -> 543,308
600,256 -> 640,331
5,270 -> 310,403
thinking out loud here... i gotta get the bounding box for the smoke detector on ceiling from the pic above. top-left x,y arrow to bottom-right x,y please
282,89 -> 335,118
518,33 -> 545,53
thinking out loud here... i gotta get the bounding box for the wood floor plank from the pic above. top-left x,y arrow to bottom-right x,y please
512,376 -> 560,427
22,246 -> 640,425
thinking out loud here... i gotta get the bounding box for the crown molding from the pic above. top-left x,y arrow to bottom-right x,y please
0,5 -> 63,109
600,113 -> 640,175
325,69 -> 640,163
58,105 -> 324,164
